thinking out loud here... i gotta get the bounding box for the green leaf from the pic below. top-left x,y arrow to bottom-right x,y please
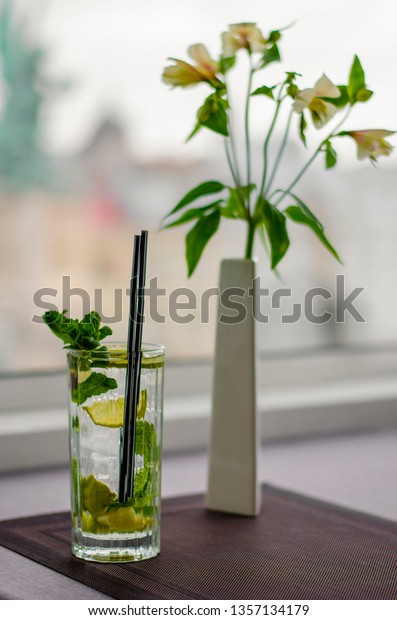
163,200 -> 224,228
268,30 -> 281,43
197,93 -> 229,137
222,185 -> 254,219
135,420 -> 156,460
42,310 -> 112,351
285,205 -> 341,262
164,180 -> 225,218
356,87 -> 373,102
84,311 -> 100,331
220,55 -> 236,74
186,122 -> 202,142
325,140 -> 337,169
273,190 -> 321,226
257,224 -> 283,280
260,199 -> 290,269
72,416 -> 79,432
72,372 -> 117,406
347,55 -> 367,104
251,85 -> 275,99
284,70 -> 300,98
299,113 -> 307,147
42,310 -> 75,346
186,210 -> 221,276
287,83 -> 298,98
285,71 -> 302,82
98,326 -> 112,339
260,44 -> 280,68
131,467 -> 151,504
323,84 -> 349,108
108,422 -> 158,509
257,222 -> 270,257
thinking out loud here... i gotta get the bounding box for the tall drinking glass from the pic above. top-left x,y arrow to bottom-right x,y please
67,343 -> 164,562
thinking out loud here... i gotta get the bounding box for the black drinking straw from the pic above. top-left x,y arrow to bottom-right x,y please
118,234 -> 140,503
125,230 -> 148,499
118,231 -> 148,503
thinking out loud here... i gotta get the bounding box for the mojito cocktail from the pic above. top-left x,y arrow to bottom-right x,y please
68,343 -> 164,562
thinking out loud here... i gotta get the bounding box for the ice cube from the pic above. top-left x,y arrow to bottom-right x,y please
89,453 -> 119,491
80,412 -> 120,456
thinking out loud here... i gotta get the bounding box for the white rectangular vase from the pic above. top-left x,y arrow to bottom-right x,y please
206,258 -> 261,516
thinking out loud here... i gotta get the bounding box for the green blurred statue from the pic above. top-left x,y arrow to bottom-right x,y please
0,1 -> 52,190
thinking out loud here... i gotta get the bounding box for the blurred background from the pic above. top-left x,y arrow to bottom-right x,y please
0,0 -> 396,373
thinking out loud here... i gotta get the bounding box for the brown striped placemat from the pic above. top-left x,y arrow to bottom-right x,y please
0,485 -> 396,600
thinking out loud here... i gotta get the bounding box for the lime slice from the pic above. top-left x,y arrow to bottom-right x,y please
81,511 -> 96,533
96,508 -> 153,533
81,474 -> 116,517
79,370 -> 92,382
97,506 -> 137,533
83,397 -> 124,428
136,389 -> 147,420
104,352 -> 165,369
83,390 -> 148,427
141,354 -> 165,369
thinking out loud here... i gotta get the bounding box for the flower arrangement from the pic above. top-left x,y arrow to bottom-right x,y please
162,23 -> 394,276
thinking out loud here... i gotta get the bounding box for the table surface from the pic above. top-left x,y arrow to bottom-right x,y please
2,486 -> 396,600
1,430 -> 397,600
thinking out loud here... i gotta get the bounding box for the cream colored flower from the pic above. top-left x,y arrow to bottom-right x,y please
222,22 -> 267,56
344,130 -> 395,161
188,44 -> 219,77
162,44 -> 219,88
293,74 -> 341,128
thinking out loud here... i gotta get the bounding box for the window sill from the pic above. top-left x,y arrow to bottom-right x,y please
1,376 -> 396,472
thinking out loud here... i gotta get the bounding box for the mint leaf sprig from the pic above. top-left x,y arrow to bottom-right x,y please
43,309 -> 116,405
71,372 -> 117,406
108,420 -> 158,509
42,310 -> 112,350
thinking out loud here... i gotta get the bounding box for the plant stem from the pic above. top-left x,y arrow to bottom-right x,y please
224,73 -> 242,188
245,60 -> 254,214
258,84 -> 285,198
265,109 -> 293,196
224,138 -> 240,188
245,219 -> 256,259
273,147 -> 320,207
273,106 -> 352,208
230,131 -> 242,187
328,106 -> 352,142
224,139 -> 250,218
